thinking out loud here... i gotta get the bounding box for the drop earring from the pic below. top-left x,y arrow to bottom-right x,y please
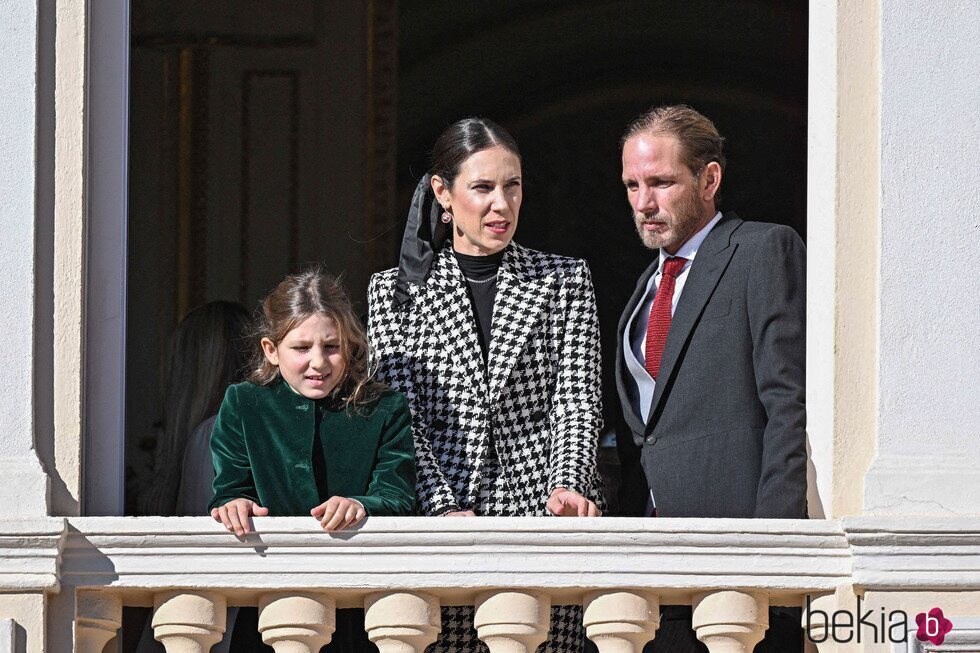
441,209 -> 453,224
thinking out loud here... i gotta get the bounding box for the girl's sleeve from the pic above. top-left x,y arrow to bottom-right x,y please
546,260 -> 606,506
208,385 -> 260,511
348,392 -> 417,516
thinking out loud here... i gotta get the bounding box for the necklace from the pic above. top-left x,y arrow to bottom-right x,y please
464,274 -> 497,284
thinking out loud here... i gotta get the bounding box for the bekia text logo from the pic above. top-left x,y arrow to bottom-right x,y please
806,595 -> 954,644
915,607 -> 953,646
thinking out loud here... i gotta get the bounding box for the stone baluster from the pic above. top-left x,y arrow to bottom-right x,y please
583,590 -> 660,653
258,592 -> 336,653
152,591 -> 226,653
692,591 -> 768,653
75,589 -> 122,653
802,593 -> 836,653
474,590 -> 550,653
364,591 -> 441,652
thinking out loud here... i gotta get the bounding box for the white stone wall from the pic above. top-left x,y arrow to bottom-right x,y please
0,2 -> 37,449
866,0 -> 980,515
0,0 -> 49,516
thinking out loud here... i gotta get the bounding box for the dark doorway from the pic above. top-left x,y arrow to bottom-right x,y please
125,1 -> 397,514
397,1 -> 807,507
125,0 -> 806,514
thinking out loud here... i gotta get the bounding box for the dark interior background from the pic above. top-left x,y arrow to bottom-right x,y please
396,0 -> 807,502
125,0 -> 806,515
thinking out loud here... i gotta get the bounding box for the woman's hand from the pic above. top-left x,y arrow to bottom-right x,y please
211,498 -> 269,536
547,487 -> 602,517
311,496 -> 367,531
441,510 -> 477,517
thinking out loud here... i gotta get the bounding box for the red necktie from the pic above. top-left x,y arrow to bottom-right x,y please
644,256 -> 688,379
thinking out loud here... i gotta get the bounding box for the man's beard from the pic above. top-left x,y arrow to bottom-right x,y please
633,186 -> 707,251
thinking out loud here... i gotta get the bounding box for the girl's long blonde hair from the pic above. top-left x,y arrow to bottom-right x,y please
248,268 -> 384,409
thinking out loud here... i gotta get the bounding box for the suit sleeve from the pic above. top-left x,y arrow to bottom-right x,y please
348,393 -> 417,516
747,227 -> 808,518
546,260 -> 606,506
367,273 -> 461,515
208,385 -> 261,511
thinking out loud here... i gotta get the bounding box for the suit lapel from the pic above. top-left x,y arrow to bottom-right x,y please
416,247 -> 488,395
646,213 -> 742,431
616,259 -> 660,436
487,243 -> 551,403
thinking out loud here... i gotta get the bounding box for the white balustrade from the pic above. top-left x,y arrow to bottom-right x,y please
801,593 -> 836,653
475,590 -> 551,653
15,515 -> 970,653
74,589 -> 121,653
692,590 -> 768,653
152,591 -> 226,653
364,591 -> 441,652
583,590 -> 660,652
258,592 -> 336,653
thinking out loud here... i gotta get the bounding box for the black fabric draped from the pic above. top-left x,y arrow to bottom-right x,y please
393,174 -> 450,307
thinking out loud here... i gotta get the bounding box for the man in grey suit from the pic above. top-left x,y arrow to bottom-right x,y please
615,105 -> 807,652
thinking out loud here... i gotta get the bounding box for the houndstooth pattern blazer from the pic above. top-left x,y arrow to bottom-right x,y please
367,242 -> 604,516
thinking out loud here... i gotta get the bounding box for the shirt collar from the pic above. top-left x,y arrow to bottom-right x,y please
658,211 -> 723,269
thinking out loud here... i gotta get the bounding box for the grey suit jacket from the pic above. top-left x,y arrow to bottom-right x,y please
615,212 -> 808,518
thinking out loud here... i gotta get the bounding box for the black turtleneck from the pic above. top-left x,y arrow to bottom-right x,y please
453,248 -> 505,361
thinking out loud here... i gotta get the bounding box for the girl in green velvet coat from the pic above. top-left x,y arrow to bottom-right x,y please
208,269 -> 416,535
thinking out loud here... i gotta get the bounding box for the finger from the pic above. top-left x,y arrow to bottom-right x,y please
324,502 -> 348,531
353,507 -> 367,526
319,504 -> 337,529
588,502 -> 601,517
226,505 -> 244,536
217,506 -> 234,531
342,504 -> 358,529
211,508 -> 220,522
237,501 -> 254,534
546,495 -> 563,516
253,505 -> 269,516
337,504 -> 354,530
578,497 -> 589,517
310,503 -> 325,518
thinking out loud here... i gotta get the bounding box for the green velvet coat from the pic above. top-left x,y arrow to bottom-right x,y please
208,380 -> 415,517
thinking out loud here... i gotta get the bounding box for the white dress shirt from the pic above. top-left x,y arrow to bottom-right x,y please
623,211 -> 723,423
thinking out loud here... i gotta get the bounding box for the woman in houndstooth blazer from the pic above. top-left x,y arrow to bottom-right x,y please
367,118 -> 604,653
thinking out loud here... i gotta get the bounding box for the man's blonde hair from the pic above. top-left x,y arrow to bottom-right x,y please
622,104 -> 726,180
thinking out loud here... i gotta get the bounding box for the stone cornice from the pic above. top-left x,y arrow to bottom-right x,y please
843,517 -> 980,591
59,517 -> 850,605
0,517 -> 66,592
5,517 -> 978,603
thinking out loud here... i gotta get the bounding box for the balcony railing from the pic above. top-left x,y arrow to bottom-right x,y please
2,516 -> 978,652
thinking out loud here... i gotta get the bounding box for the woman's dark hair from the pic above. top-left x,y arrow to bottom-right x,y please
142,301 -> 251,516
430,117 -> 522,190
248,267 -> 385,409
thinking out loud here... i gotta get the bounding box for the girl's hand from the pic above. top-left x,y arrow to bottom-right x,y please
441,510 -> 477,517
311,496 -> 367,531
211,498 -> 270,536
546,487 -> 602,517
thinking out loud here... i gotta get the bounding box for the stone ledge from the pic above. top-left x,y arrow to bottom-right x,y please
59,517 -> 849,606
4,516 -> 979,606
844,517 -> 980,591
0,517 -> 66,592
